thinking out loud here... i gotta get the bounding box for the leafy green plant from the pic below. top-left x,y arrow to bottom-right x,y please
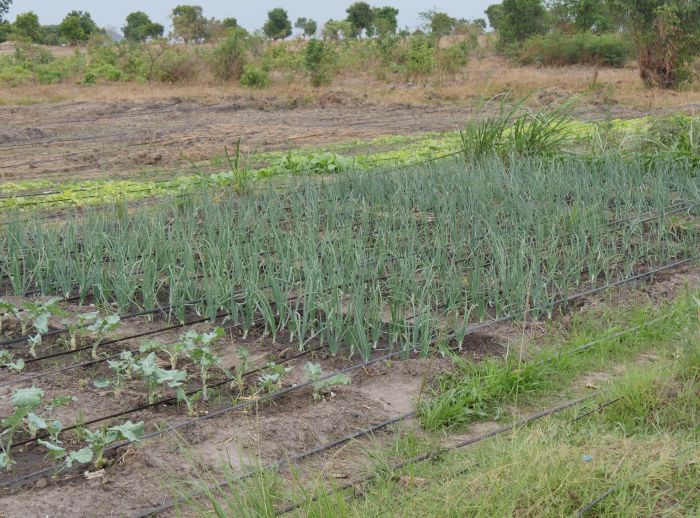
86,314 -> 121,358
0,299 -> 16,334
95,350 -> 137,396
240,65 -> 269,89
83,421 -> 144,468
304,362 -> 352,401
131,353 -> 187,404
258,362 -> 293,394
0,387 -> 75,470
231,347 -> 250,395
0,350 -> 25,372
61,311 -> 98,351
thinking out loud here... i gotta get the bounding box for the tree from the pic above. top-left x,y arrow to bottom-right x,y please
171,5 -> 207,43
608,0 -> 700,88
472,18 -> 487,30
548,0 -> 611,33
373,6 -> 399,37
13,12 -> 43,43
58,10 -> 99,44
419,10 -> 458,37
0,0 -> 11,23
486,0 -> 547,44
345,2 -> 374,38
222,17 -> 238,29
322,19 -> 353,40
295,17 -> 317,38
263,8 -> 292,40
122,11 -> 164,42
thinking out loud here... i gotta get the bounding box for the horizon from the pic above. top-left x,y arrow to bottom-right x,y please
5,1 -> 494,36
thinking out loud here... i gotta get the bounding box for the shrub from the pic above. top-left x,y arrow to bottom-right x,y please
239,65 -> 269,88
211,29 -> 247,80
406,36 -> 437,80
90,63 -> 123,82
304,39 -> 335,87
155,48 -> 201,83
518,33 -> 631,67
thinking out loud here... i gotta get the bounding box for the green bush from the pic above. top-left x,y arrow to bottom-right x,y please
211,29 -> 248,80
0,63 -> 33,86
239,65 -> 269,88
304,39 -> 335,87
518,33 -> 631,67
406,36 -> 437,80
155,48 -> 201,83
90,64 -> 123,82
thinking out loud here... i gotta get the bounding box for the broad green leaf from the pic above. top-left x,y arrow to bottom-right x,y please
11,386 -> 44,408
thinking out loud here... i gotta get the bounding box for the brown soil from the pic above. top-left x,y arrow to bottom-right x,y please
0,91 -> 679,187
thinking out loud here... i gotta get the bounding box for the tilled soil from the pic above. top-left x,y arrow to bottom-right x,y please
0,95 -> 656,186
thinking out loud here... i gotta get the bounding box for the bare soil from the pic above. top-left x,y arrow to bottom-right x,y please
0,92 -> 671,186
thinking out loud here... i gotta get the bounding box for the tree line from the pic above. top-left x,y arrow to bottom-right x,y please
1,0 -> 698,89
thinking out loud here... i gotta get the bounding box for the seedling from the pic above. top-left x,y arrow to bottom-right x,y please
257,362 -> 293,394
61,311 -> 98,351
231,347 -> 250,395
0,387 -> 74,471
131,353 -> 187,404
139,338 -> 190,371
84,421 -> 144,468
176,388 -> 203,417
87,314 -> 121,358
0,300 -> 16,334
0,350 -> 25,372
304,362 -> 351,401
95,351 -> 136,396
190,346 -> 221,401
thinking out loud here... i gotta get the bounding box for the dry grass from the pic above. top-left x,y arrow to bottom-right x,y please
2,54 -> 699,111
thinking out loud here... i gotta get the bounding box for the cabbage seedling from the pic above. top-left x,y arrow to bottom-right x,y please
304,362 -> 351,401
87,314 -> 121,358
95,351 -> 136,396
131,353 -> 188,404
84,421 -> 144,468
190,347 -> 222,401
0,300 -> 16,334
231,347 -> 250,395
139,338 -> 190,371
0,350 -> 24,372
61,311 -> 98,351
176,388 -> 203,417
257,362 -> 293,394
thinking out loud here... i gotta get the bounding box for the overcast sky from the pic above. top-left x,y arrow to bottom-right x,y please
6,1 -> 494,34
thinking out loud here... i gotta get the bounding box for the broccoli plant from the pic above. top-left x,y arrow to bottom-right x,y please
83,421 -> 144,469
36,439 -> 93,474
139,338 -> 190,371
190,346 -> 222,401
257,362 -> 293,394
304,362 -> 351,401
0,387 -> 74,470
0,350 -> 25,372
131,353 -> 187,404
20,298 -> 66,357
176,387 -> 203,417
94,351 -> 137,396
60,311 -> 98,351
87,314 -> 121,358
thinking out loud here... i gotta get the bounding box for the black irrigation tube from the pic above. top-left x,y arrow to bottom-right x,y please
274,395 -> 596,516
3,252 -> 696,489
132,411 -> 417,518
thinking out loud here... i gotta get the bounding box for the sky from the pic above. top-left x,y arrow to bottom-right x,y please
5,1 -> 494,34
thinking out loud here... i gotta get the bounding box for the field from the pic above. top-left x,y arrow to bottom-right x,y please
1,50 -> 700,518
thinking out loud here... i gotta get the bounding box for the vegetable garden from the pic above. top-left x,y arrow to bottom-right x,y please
1,111 -> 699,514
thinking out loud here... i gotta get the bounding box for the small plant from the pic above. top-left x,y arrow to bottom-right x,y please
87,314 -> 121,359
0,387 -> 75,470
231,347 -> 250,395
95,351 -> 137,396
83,421 -> 144,469
223,139 -> 251,196
176,388 -> 203,417
257,362 -> 293,394
131,353 -> 187,405
0,350 -> 25,372
240,65 -> 269,89
139,338 -> 189,371
0,300 -> 16,334
190,346 -> 222,401
61,311 -> 98,351
304,362 -> 351,401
